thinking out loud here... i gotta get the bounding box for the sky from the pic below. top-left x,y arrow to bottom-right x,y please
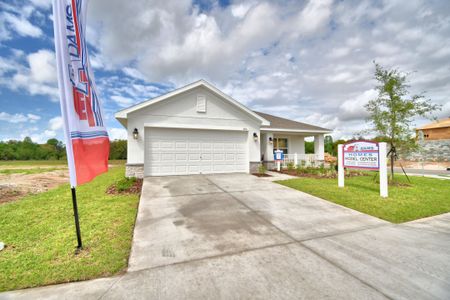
0,0 -> 449,143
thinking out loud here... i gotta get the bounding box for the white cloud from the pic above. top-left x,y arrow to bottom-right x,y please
110,95 -> 136,107
49,116 -> 63,131
109,128 -> 127,140
292,0 -> 333,36
28,50 -> 57,84
0,49 -> 59,100
0,112 -> 41,123
0,0 -> 47,43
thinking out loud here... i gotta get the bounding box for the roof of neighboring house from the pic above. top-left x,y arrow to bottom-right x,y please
416,118 -> 450,130
253,111 -> 332,133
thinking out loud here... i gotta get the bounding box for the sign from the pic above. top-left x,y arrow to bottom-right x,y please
53,0 -> 109,187
338,141 -> 388,198
343,141 -> 379,170
274,150 -> 284,161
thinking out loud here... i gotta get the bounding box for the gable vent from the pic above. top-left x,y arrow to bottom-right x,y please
197,95 -> 206,113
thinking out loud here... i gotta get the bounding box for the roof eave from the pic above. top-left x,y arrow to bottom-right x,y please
260,127 -> 332,134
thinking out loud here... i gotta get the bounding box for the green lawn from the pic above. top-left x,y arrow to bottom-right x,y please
277,175 -> 450,223
0,166 -> 139,292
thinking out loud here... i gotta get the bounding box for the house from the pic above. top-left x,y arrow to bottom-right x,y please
413,118 -> 450,162
416,118 -> 450,140
115,80 -> 332,177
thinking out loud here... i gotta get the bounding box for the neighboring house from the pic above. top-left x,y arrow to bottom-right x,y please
115,80 -> 332,177
413,118 -> 450,162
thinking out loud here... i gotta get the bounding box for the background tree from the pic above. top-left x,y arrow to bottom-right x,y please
365,63 -> 441,179
324,135 -> 333,154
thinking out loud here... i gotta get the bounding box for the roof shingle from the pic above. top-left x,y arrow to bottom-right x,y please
254,111 -> 331,132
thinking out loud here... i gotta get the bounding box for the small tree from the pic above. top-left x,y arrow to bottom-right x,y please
365,63 -> 441,179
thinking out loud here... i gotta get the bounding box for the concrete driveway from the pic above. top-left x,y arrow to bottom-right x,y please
2,174 -> 450,299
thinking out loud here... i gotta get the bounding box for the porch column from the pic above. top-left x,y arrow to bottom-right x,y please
314,134 -> 325,160
264,132 -> 274,161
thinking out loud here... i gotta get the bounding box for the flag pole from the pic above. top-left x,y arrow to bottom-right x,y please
71,187 -> 83,251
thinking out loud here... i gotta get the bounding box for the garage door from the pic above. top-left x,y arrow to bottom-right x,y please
145,128 -> 248,176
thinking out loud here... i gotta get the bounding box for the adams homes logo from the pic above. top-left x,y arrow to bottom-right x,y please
64,0 -> 103,128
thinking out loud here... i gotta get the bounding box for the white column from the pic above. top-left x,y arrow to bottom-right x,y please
379,142 -> 388,198
264,133 -> 274,161
338,144 -> 344,187
294,153 -> 298,167
314,134 -> 325,160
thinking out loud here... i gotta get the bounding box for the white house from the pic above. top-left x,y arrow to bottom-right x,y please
115,80 -> 332,177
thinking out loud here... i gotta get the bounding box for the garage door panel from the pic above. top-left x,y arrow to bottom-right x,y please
145,128 -> 248,176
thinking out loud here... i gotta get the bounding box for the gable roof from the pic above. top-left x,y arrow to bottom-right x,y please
416,118 -> 450,130
254,111 -> 332,133
114,79 -> 270,126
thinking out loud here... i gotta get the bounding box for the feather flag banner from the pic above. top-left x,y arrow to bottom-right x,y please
53,0 -> 109,187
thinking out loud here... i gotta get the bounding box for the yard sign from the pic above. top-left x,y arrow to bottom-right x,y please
338,141 -> 388,198
343,141 -> 379,170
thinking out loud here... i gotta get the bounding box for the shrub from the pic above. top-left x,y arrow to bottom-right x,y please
287,161 -> 295,171
116,177 -> 137,192
258,164 -> 267,175
300,160 -> 306,168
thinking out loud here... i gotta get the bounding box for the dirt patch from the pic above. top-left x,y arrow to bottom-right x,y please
106,179 -> 143,195
0,169 -> 69,204
251,173 -> 272,177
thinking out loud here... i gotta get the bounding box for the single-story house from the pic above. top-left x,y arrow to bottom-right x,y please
115,80 -> 332,177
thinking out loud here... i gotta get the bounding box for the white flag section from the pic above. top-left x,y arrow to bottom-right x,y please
53,0 -> 109,187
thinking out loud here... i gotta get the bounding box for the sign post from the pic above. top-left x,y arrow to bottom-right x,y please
274,150 -> 284,171
379,142 -> 388,197
338,144 -> 344,187
338,141 -> 388,198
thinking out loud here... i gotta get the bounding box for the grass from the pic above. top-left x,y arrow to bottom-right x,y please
277,175 -> 450,223
0,166 -> 140,292
0,168 -> 65,175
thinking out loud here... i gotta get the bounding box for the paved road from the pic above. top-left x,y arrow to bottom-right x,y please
2,174 -> 450,299
394,167 -> 450,176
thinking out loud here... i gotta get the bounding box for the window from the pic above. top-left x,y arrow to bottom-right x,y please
273,138 -> 288,154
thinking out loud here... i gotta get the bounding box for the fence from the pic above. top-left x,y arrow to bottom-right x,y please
282,153 -> 323,168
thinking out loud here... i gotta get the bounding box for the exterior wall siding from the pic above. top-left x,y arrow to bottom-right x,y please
403,139 -> 450,162
126,86 -> 261,170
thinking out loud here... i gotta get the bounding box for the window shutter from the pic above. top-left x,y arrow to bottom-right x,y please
197,95 -> 206,113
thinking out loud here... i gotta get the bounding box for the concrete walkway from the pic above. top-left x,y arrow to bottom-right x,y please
2,174 -> 450,299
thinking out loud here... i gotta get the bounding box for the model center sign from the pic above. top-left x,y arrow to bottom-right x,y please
343,141 -> 379,170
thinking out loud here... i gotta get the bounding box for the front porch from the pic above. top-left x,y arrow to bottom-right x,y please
260,130 -> 326,170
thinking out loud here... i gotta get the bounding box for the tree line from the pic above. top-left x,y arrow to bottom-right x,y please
0,138 -> 127,161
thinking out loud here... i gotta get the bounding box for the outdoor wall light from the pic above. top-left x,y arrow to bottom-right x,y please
133,128 -> 139,140
268,137 -> 273,144
253,132 -> 258,141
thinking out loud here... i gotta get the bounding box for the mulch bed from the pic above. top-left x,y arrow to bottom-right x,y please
252,173 -> 272,177
106,179 -> 143,195
273,169 -> 369,179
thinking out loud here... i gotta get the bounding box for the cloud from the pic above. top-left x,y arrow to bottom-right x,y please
0,49 -> 59,100
0,112 -> 41,123
49,116 -> 63,131
338,89 -> 378,121
110,95 -> 136,107
0,1 -> 46,42
109,128 -> 127,140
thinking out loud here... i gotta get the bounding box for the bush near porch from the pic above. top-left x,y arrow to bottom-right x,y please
277,175 -> 450,223
0,166 -> 140,292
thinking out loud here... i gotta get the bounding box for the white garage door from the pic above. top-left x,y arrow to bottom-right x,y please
145,128 -> 248,176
